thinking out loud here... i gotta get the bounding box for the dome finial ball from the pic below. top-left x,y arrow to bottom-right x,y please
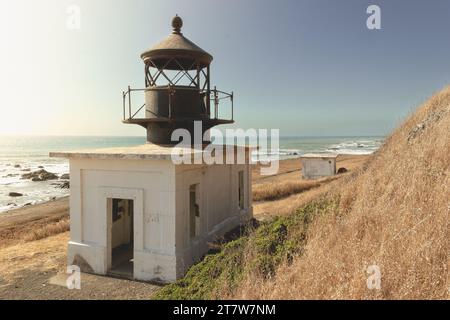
172,15 -> 183,33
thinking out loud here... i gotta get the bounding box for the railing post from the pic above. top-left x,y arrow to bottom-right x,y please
214,86 -> 218,119
168,85 -> 172,119
122,91 -> 126,120
206,65 -> 211,117
231,91 -> 234,121
128,85 -> 131,119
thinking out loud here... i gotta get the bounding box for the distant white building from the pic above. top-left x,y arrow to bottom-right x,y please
300,154 -> 338,179
50,16 -> 252,283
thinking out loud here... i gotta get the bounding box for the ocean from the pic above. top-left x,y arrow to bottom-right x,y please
0,135 -> 383,213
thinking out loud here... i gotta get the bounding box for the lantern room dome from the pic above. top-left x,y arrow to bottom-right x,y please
140,15 -> 213,70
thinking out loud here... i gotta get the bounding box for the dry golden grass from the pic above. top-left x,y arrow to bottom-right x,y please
23,217 -> 70,242
253,180 -> 320,202
253,180 -> 339,219
252,156 -> 367,219
0,197 -> 69,248
232,86 -> 450,299
0,232 -> 69,282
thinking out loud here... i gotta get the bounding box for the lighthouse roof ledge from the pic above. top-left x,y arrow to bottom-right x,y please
49,143 -> 253,161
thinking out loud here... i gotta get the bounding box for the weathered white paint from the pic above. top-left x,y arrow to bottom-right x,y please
300,154 -> 338,179
51,145 -> 252,283
174,163 -> 252,277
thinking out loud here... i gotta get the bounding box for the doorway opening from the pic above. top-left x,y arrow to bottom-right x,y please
109,198 -> 134,278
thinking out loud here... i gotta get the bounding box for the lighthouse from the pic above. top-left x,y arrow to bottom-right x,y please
50,16 -> 252,283
123,15 -> 234,144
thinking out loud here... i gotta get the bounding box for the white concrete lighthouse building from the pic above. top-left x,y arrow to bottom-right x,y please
50,16 -> 252,283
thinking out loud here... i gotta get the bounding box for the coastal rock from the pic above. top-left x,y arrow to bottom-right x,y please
14,164 -> 21,168
337,167 -> 348,174
21,169 -> 58,181
60,181 -> 70,189
38,166 -> 44,168
51,180 -> 70,188
8,192 -> 23,197
21,168 -> 31,172
60,173 -> 70,180
4,173 -> 19,178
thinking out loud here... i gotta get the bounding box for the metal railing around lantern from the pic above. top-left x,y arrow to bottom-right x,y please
122,86 -> 234,122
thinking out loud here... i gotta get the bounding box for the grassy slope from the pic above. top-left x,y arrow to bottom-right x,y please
153,198 -> 337,299
234,86 -> 450,299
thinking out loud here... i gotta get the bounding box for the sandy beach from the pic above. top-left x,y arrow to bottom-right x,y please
0,155 -> 367,299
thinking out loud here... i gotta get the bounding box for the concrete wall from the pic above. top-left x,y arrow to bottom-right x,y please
174,163 -> 252,277
301,157 -> 336,179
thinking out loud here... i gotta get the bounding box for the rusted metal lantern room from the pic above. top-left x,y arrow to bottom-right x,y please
123,15 -> 234,144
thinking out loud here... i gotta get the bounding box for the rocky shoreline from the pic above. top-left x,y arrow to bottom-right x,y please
1,164 -> 70,212
6,169 -> 70,198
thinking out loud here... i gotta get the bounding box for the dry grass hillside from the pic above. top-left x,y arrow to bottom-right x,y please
234,86 -> 450,299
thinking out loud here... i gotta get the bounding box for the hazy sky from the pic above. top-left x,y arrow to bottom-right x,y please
1,0 -> 449,136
